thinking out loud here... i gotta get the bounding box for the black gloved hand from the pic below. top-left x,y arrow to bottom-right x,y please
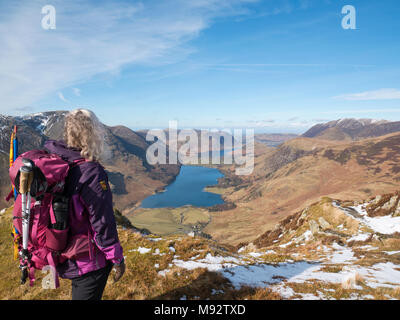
113,260 -> 126,283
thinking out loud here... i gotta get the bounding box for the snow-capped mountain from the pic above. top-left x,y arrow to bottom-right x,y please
302,118 -> 400,140
0,111 -> 180,210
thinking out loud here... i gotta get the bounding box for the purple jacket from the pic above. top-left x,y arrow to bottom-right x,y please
44,140 -> 124,279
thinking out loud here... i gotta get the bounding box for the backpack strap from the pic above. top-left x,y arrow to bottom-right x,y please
70,158 -> 87,168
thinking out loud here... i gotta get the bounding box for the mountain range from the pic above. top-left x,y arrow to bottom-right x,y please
302,118 -> 400,141
2,113 -> 400,246
205,118 -> 400,245
1,113 -> 400,300
0,111 -> 180,211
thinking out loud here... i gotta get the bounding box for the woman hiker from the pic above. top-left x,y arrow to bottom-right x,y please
44,108 -> 125,300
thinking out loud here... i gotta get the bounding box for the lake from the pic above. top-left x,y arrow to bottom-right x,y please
140,165 -> 225,208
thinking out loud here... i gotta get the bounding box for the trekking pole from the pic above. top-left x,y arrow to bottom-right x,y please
13,126 -> 18,200
19,159 -> 34,284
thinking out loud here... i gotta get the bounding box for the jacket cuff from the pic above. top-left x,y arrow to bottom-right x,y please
100,242 -> 124,263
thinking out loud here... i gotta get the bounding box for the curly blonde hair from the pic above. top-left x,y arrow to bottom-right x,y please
63,109 -> 104,161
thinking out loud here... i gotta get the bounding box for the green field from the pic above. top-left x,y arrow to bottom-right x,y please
127,206 -> 210,235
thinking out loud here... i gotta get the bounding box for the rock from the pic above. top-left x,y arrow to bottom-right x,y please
318,217 -> 331,230
300,208 -> 309,220
393,201 -> 400,217
372,195 -> 382,204
381,195 -> 398,211
309,220 -> 319,235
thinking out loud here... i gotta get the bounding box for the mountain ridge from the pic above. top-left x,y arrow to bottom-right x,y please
0,111 -> 180,211
302,118 -> 400,140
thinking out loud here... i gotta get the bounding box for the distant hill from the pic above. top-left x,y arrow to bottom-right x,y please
254,133 -> 298,147
0,111 -> 180,211
302,118 -> 400,141
205,130 -> 400,245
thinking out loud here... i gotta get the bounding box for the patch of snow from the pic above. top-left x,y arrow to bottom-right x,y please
335,202 -> 400,235
326,243 -> 356,264
358,245 -> 378,250
173,253 -> 242,272
279,240 -> 294,248
131,247 -> 151,254
359,262 -> 400,289
303,230 -> 313,241
347,233 -> 371,242
296,293 -> 321,300
158,269 -> 170,277
248,252 -> 262,258
384,251 -> 400,256
272,284 -> 295,299
364,215 -> 400,235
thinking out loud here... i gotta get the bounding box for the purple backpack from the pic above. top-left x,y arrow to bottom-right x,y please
10,149 -> 86,288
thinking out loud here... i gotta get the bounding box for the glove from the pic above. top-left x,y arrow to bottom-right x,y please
113,260 -> 126,283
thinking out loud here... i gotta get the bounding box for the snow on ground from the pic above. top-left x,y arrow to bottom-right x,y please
363,215 -> 400,234
163,240 -> 400,299
172,253 -> 241,272
153,200 -> 400,299
279,240 -> 294,248
334,202 -> 400,235
130,247 -> 151,254
384,251 -> 400,255
325,243 -> 356,264
347,233 -> 371,242
147,237 -> 163,242
171,251 -> 400,292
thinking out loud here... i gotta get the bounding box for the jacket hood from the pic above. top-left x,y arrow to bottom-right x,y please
44,140 -> 84,162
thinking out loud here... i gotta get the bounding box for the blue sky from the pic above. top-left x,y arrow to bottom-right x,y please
0,0 -> 399,133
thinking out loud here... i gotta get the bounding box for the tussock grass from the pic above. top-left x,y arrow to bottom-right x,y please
341,273 -> 364,289
1,206 -> 281,300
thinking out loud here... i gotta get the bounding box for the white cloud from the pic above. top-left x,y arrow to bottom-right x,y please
0,0 -> 258,114
333,88 -> 400,101
57,91 -> 68,102
72,87 -> 81,97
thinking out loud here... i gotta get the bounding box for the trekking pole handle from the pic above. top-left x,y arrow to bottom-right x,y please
19,166 -> 33,194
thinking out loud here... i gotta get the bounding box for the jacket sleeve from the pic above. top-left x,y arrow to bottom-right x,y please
79,163 -> 124,264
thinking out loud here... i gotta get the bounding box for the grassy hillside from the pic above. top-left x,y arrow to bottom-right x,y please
0,206 -> 278,300
205,132 -> 400,245
1,190 -> 400,300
